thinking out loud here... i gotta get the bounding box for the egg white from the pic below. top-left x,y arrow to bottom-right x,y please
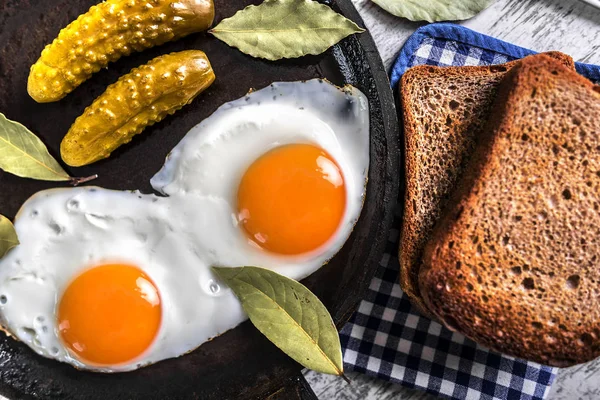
0,79 -> 369,371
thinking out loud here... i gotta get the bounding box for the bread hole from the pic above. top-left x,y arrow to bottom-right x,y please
582,160 -> 589,167
562,189 -> 572,200
502,236 -> 510,246
466,283 -> 474,292
551,70 -> 559,75
471,236 -> 479,244
522,277 -> 535,290
465,97 -> 474,103
566,275 -> 580,290
434,93 -> 442,100
443,315 -> 459,331
445,116 -> 452,126
448,85 -> 458,91
482,295 -> 489,303
455,261 -> 462,270
521,134 -> 529,141
448,241 -> 454,249
531,88 -> 537,98
476,244 -> 483,257
580,333 -> 594,346
559,324 -> 567,331
587,181 -> 593,187
572,117 -> 582,126
489,65 -> 508,73
511,267 -> 522,275
449,100 -> 460,111
532,321 -> 543,330
514,215 -> 523,222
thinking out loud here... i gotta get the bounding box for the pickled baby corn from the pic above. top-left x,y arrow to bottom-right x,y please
28,0 -> 214,103
60,50 -> 215,167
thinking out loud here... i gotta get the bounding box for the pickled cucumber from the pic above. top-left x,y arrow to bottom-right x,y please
28,0 -> 214,103
60,50 -> 215,167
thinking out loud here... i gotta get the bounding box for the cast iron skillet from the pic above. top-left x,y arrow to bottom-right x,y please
0,0 -> 399,398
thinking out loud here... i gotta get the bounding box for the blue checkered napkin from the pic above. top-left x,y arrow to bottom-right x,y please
340,24 -> 600,400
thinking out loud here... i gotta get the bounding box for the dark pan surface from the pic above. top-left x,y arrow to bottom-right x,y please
0,0 -> 399,398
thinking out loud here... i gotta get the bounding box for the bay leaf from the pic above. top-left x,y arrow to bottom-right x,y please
0,215 -> 18,259
0,113 -> 96,184
210,0 -> 364,60
213,266 -> 344,376
371,0 -> 493,22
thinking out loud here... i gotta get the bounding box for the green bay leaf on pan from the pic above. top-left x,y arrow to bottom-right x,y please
210,0 -> 364,61
0,113 -> 96,184
372,0 -> 494,22
212,266 -> 344,376
0,215 -> 19,259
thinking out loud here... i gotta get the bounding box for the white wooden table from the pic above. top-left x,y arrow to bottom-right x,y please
304,0 -> 600,398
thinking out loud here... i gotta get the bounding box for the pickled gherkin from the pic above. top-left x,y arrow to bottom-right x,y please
28,0 -> 214,103
60,50 -> 215,167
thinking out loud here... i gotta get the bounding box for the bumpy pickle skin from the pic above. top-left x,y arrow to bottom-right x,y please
60,50 -> 215,167
28,0 -> 215,103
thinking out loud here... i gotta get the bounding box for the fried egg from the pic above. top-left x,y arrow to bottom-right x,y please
0,79 -> 369,372
151,79 -> 370,277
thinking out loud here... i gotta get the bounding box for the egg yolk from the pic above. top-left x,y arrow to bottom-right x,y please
58,264 -> 161,366
237,144 -> 346,255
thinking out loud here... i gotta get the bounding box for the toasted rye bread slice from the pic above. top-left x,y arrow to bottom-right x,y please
419,54 -> 600,367
399,52 -> 575,317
